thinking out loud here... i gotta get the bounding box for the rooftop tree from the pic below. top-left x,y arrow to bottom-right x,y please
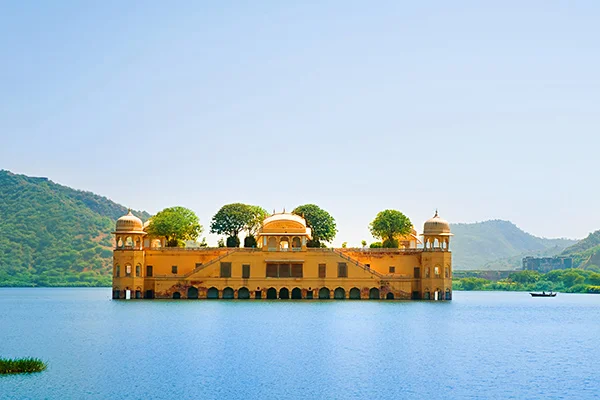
146,206 -> 202,247
369,209 -> 412,248
244,205 -> 269,248
210,203 -> 254,248
292,204 -> 337,248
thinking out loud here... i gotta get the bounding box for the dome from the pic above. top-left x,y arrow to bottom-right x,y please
115,209 -> 144,233
262,213 -> 307,227
423,211 -> 452,236
258,212 -> 312,238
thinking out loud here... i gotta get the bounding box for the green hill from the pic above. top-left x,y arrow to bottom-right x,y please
0,170 -> 149,287
560,230 -> 600,268
0,170 -> 584,283
451,220 -> 577,270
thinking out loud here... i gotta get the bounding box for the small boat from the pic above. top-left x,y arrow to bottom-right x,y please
530,291 -> 557,297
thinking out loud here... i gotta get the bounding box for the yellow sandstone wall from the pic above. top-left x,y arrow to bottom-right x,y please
113,248 -> 451,301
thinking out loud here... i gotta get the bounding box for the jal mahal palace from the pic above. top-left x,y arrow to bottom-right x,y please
112,211 -> 453,301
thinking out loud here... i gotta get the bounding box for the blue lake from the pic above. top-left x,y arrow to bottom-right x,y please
0,289 -> 599,399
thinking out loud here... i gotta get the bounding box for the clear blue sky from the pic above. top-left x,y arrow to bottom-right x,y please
1,1 -> 599,245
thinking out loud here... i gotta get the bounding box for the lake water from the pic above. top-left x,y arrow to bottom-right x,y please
0,289 -> 599,399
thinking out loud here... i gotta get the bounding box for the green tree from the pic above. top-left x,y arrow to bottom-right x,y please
562,270 -> 585,288
369,210 -> 412,248
146,206 -> 202,247
361,240 -> 367,248
292,204 -> 337,247
508,270 -> 541,284
210,203 -> 254,247
244,205 -> 268,248
245,205 -> 269,236
586,272 -> 600,286
341,242 -> 347,248
370,242 -> 383,248
459,277 -> 489,290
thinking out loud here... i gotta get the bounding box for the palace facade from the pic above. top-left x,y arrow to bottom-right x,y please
112,211 -> 453,300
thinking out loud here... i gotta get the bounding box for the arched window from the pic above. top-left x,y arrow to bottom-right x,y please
125,237 -> 133,247
268,237 -> 277,251
135,265 -> 141,277
117,237 -> 123,248
434,266 -> 440,277
445,267 -> 449,278
135,238 -> 141,249
279,237 -> 289,251
425,267 -> 430,278
126,265 -> 132,276
292,237 -> 301,250
433,238 -> 439,248
115,265 -> 120,277
151,239 -> 161,248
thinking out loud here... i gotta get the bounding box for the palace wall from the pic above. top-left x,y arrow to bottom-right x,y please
113,247 -> 451,301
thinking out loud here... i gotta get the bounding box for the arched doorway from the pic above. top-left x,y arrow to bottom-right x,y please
187,287 -> 198,299
291,287 -> 302,299
238,287 -> 250,299
369,288 -> 380,299
172,292 -> 181,299
279,236 -> 290,251
279,288 -> 290,299
319,287 -> 330,299
334,287 -> 345,299
445,288 -> 451,300
223,287 -> 234,299
386,292 -> 394,300
207,287 -> 219,299
349,287 -> 361,299
267,287 -> 277,299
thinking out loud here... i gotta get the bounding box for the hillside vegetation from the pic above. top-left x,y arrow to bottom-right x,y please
560,230 -> 600,267
454,268 -> 600,293
0,170 -> 148,286
451,220 -> 577,270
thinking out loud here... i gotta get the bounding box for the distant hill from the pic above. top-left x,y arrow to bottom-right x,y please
451,220 -> 577,270
0,170 -> 584,283
0,170 -> 149,286
560,230 -> 600,268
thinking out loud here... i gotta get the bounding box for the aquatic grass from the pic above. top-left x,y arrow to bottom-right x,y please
0,357 -> 47,374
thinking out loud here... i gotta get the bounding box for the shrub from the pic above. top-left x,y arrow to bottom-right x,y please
226,236 -> 240,248
244,236 -> 257,248
0,358 -> 47,374
382,238 -> 399,248
460,277 -> 489,290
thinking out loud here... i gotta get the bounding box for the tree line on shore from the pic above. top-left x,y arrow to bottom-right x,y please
453,268 -> 600,294
145,204 -> 414,249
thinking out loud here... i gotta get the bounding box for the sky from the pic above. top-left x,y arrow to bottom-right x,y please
1,1 -> 599,246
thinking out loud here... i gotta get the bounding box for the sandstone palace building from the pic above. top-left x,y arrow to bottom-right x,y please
112,211 -> 453,301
